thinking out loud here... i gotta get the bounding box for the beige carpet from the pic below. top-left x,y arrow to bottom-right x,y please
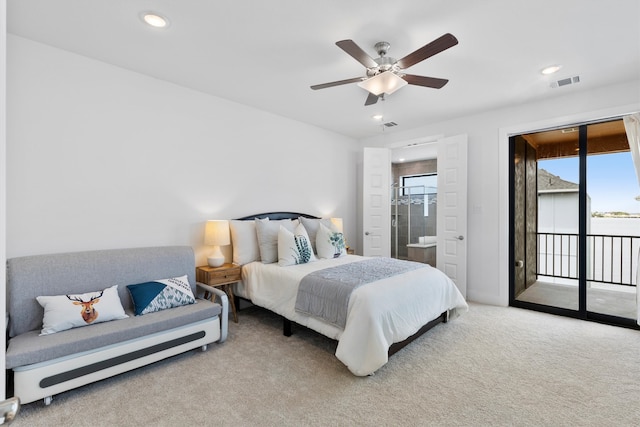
11,303 -> 640,426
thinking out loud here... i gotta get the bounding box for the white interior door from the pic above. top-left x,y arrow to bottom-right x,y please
436,134 -> 468,297
362,147 -> 391,257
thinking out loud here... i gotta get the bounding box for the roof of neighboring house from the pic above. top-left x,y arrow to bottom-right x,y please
538,168 -> 579,193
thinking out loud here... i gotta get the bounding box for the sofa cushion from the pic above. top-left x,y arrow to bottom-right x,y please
6,299 -> 221,369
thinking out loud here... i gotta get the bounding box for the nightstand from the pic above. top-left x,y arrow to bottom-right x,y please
196,263 -> 241,323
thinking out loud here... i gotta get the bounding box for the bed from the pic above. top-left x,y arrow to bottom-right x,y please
229,212 -> 468,376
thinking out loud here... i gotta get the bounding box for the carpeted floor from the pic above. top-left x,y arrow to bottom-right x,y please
11,303 -> 640,426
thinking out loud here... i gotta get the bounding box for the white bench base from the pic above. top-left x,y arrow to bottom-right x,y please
13,318 -> 220,405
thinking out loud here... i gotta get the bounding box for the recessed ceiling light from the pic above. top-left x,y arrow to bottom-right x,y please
141,12 -> 169,28
541,65 -> 562,75
372,114 -> 384,121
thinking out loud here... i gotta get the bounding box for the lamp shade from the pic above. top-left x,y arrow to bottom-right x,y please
204,220 -> 230,246
357,71 -> 408,96
330,217 -> 344,233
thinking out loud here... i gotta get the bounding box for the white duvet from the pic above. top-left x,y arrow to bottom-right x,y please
237,255 -> 468,376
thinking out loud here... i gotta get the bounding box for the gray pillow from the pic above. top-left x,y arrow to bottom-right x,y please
299,217 -> 332,254
255,218 -> 296,263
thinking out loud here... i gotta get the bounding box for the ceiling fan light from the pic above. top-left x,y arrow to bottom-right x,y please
142,12 -> 169,28
357,71 -> 408,96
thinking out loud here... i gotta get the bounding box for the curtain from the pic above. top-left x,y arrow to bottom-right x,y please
622,113 -> 640,325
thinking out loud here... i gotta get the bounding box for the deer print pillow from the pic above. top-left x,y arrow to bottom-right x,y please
36,285 -> 129,336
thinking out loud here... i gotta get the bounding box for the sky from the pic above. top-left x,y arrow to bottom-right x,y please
539,151 -> 639,214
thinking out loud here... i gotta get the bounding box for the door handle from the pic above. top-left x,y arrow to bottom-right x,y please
365,231 -> 370,236
455,235 -> 464,241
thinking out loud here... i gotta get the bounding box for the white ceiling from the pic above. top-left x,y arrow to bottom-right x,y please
7,0 -> 640,140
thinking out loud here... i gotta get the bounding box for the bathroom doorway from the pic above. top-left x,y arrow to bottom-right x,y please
391,159 -> 437,266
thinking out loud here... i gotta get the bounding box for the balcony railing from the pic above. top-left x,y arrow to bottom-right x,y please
537,232 -> 639,286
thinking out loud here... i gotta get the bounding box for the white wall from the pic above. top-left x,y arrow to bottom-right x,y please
6,35 -> 359,265
359,80 -> 640,306
1,0 -> 7,401
538,192 -> 580,233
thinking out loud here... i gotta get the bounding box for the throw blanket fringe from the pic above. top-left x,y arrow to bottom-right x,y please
295,258 -> 425,328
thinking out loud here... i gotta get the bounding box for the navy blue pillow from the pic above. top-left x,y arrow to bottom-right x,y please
126,275 -> 195,316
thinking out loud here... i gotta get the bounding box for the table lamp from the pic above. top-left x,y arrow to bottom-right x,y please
330,217 -> 344,233
204,220 -> 230,267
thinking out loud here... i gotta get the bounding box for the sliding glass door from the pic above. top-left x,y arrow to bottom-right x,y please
585,122 -> 639,319
510,118 -> 639,328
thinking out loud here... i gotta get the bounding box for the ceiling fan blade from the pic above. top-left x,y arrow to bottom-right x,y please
336,39 -> 378,68
364,92 -> 379,106
310,77 -> 363,90
402,74 -> 449,89
397,33 -> 458,69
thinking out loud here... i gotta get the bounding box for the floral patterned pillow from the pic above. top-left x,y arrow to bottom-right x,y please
316,222 -> 347,259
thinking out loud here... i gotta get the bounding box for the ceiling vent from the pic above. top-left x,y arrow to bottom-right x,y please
383,121 -> 398,127
550,75 -> 580,89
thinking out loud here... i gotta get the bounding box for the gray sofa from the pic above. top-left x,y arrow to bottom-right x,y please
5,246 -> 228,405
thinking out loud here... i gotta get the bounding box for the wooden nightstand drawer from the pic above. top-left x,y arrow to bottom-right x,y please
196,264 -> 242,286
207,267 -> 241,283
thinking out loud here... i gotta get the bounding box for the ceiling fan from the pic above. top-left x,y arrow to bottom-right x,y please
311,33 -> 458,106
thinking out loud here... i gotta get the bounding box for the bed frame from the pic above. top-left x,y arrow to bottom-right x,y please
235,211 -> 448,357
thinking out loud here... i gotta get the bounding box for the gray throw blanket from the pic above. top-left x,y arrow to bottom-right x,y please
295,257 -> 425,328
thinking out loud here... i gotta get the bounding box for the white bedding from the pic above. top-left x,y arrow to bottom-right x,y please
236,255 -> 468,376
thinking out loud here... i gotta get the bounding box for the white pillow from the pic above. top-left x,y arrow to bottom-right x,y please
316,222 -> 347,259
229,220 -> 261,265
36,284 -> 129,336
255,218 -> 296,263
299,217 -> 333,254
278,223 -> 316,266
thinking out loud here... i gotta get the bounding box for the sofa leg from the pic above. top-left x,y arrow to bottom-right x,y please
201,344 -> 208,352
44,396 -> 52,406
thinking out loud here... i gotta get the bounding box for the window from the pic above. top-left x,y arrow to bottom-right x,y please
401,174 -> 437,196
401,174 -> 437,217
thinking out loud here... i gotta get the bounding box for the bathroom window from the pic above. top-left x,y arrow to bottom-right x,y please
401,174 -> 437,196
401,174 -> 437,216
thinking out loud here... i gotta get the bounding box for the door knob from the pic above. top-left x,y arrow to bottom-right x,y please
365,231 -> 370,236
455,235 -> 464,241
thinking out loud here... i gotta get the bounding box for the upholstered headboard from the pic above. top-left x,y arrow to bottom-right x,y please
236,211 -> 319,221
